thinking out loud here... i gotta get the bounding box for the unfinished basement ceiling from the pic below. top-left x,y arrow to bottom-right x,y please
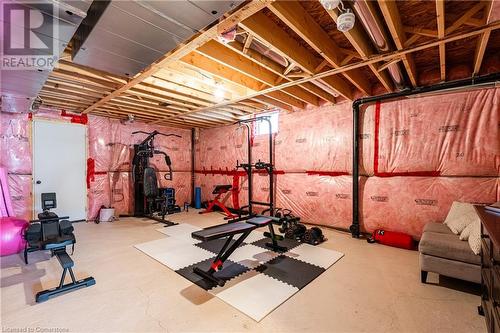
71,0 -> 244,77
1,0 -> 497,129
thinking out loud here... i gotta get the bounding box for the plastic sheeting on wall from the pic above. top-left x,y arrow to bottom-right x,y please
1,108 -> 192,220
158,171 -> 192,208
0,113 -> 31,174
371,88 -> 499,176
7,174 -> 32,221
361,176 -> 499,238
275,103 -> 352,172
195,87 -> 500,239
276,174 -> 355,230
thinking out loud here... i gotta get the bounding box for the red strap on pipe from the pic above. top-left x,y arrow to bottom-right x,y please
306,171 -> 349,176
86,158 -> 95,189
194,169 -> 284,176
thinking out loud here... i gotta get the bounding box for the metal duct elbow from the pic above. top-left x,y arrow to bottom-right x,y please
351,0 -> 407,88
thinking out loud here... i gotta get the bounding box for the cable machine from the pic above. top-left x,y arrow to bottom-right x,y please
132,130 -> 181,225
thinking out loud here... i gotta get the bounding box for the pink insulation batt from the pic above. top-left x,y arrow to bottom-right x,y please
195,87 -> 499,239
1,107 -> 191,220
1,87 -> 498,238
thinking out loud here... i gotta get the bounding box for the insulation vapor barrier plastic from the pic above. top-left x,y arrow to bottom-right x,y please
1,105 -> 191,220
195,87 -> 499,238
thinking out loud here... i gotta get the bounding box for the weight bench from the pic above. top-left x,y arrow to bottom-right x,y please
191,216 -> 286,287
199,184 -> 236,219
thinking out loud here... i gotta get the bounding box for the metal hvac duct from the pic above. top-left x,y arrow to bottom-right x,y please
351,0 -> 406,89
71,0 -> 244,77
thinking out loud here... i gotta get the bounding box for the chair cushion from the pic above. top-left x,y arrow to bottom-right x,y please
423,223 -> 452,234
419,232 -> 480,265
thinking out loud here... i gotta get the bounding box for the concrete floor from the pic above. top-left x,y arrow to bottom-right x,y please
1,211 -> 485,332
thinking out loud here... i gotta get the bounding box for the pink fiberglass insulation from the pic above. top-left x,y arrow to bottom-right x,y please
0,113 -> 31,174
373,87 -> 499,176
158,171 -> 192,207
276,174 -> 357,230
87,116 -> 191,219
88,115 -> 191,173
1,108 -> 191,220
195,87 -> 499,238
275,103 -> 352,172
195,124 -> 246,170
361,176 -> 498,238
0,167 -> 14,217
8,174 -> 32,221
108,171 -> 132,216
87,174 -> 110,221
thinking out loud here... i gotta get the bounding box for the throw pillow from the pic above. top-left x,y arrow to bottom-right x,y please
468,219 -> 481,255
459,221 -> 474,241
444,201 -> 476,234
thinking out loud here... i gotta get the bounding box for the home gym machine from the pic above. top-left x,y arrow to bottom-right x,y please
132,130 -> 181,226
24,193 -> 95,302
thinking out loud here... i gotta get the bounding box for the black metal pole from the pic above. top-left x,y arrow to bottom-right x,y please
244,123 -> 252,215
350,101 -> 360,238
268,119 -> 274,217
191,128 -> 195,206
350,72 -> 500,238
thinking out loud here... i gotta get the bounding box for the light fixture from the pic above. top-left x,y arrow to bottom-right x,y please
319,0 -> 341,11
337,8 -> 356,32
320,0 -> 355,32
29,96 -> 43,112
120,114 -> 135,125
214,84 -> 225,102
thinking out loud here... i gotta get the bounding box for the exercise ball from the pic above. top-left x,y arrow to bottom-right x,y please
0,217 -> 28,256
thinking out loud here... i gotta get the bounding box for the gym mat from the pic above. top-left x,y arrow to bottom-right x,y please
135,223 -> 344,321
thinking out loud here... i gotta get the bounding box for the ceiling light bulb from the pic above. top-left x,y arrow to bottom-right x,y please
337,8 -> 355,32
214,86 -> 225,102
320,0 -> 341,10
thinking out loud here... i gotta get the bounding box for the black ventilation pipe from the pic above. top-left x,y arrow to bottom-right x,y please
350,72 -> 500,238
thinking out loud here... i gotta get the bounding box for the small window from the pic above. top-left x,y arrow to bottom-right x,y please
254,112 -> 279,136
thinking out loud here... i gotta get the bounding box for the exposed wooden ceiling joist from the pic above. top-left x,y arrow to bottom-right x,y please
239,10 -> 354,100
195,40 -> 321,106
148,19 -> 500,125
225,39 -> 337,103
33,0 -> 500,129
436,0 -> 446,81
180,51 -> 306,109
323,2 -> 394,92
269,1 -> 372,95
473,1 -> 493,75
377,0 -> 418,87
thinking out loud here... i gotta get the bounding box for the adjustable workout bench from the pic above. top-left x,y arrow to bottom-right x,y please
191,216 -> 286,286
199,184 -> 236,219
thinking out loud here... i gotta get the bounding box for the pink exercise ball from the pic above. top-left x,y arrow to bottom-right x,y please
0,217 -> 29,256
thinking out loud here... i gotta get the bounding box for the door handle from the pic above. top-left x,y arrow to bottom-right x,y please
36,180 -> 41,184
